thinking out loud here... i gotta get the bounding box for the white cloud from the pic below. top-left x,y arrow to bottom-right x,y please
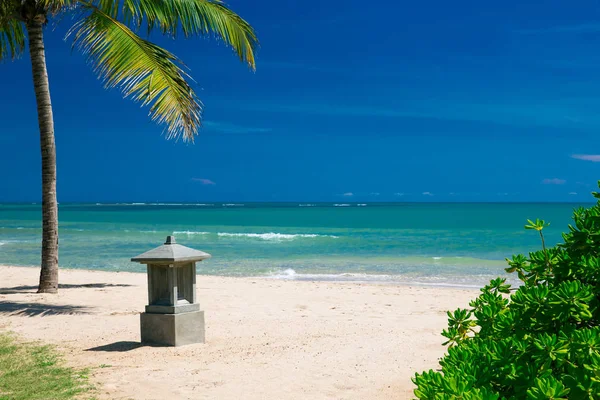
191,178 -> 216,185
342,192 -> 354,197
542,178 -> 566,185
569,192 -> 578,195
204,121 -> 271,134
422,192 -> 433,196
572,154 -> 600,162
515,23 -> 600,35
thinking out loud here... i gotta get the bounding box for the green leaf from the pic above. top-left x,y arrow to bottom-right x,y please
95,0 -> 258,69
68,3 -> 202,140
0,1 -> 26,61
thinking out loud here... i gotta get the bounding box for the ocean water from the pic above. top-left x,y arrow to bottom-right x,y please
0,202 -> 590,287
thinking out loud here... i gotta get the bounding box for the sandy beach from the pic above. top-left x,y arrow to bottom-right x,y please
0,265 -> 476,399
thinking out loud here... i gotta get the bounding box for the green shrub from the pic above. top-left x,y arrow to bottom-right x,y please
413,185 -> 600,399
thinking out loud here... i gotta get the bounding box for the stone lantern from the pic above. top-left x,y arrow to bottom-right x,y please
131,235 -> 211,346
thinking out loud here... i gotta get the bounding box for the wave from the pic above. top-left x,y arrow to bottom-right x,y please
174,230 -> 210,236
333,204 -> 351,207
0,239 -> 33,245
357,204 -> 368,207
222,204 -> 244,207
217,232 -> 338,241
299,204 -> 316,207
269,268 -> 297,278
265,269 -> 490,288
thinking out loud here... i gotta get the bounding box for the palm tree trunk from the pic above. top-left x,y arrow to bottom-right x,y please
26,20 -> 59,294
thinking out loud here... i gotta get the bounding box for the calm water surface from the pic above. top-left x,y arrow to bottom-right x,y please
0,202 -> 589,287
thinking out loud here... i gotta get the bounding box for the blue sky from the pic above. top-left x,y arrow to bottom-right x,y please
2,0 -> 600,202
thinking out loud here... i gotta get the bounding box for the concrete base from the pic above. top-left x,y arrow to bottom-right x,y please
145,303 -> 200,314
140,311 -> 205,347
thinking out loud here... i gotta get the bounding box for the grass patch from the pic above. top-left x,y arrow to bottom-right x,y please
0,332 -> 94,400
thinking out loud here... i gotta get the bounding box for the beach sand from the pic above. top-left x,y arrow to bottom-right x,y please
0,265 -> 476,399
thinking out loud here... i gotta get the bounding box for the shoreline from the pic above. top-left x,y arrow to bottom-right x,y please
0,265 -> 477,399
0,263 -> 486,290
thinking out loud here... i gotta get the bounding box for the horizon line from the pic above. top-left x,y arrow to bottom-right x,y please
0,201 -> 595,205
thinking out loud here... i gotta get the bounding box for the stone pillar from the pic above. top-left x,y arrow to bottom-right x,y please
131,236 -> 211,346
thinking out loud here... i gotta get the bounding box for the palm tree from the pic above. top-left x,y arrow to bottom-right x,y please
0,0 -> 257,293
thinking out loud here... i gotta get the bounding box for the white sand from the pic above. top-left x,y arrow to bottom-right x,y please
0,266 -> 476,399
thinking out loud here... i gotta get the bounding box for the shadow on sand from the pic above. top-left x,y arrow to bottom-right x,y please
0,283 -> 133,294
86,341 -> 146,352
0,300 -> 90,316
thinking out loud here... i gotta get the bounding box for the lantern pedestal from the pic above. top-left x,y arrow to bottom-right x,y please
140,311 -> 205,347
131,236 -> 211,347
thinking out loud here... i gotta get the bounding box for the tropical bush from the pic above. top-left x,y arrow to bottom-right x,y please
413,185 -> 600,399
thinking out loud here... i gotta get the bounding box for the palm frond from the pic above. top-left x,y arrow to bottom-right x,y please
92,0 -> 258,69
40,0 -> 80,14
0,2 -> 25,61
69,3 -> 202,140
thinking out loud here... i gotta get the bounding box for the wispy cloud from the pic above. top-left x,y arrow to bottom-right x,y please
204,121 -> 271,134
394,193 -> 405,197
342,192 -> 354,197
569,192 -> 578,195
422,192 -> 433,196
572,154 -> 600,162
240,100 -> 598,130
269,14 -> 350,30
542,178 -> 566,185
515,23 -> 600,35
258,61 -> 334,73
191,178 -> 216,185
369,192 -> 380,196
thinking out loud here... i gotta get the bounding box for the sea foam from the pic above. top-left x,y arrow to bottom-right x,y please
270,268 -> 297,278
265,270 -> 486,288
217,232 -> 338,241
174,230 -> 210,236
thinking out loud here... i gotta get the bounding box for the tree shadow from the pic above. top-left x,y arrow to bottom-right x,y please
86,341 -> 146,352
0,300 -> 90,317
0,283 -> 133,294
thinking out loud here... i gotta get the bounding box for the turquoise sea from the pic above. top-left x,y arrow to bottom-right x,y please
0,202 -> 591,287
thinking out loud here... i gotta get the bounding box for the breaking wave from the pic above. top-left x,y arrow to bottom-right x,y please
266,269 -> 485,288
217,232 -> 338,241
174,231 -> 210,236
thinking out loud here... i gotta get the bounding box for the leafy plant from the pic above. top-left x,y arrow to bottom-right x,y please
413,183 -> 600,399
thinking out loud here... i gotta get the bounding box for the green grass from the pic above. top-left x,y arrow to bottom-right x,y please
0,333 -> 95,400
